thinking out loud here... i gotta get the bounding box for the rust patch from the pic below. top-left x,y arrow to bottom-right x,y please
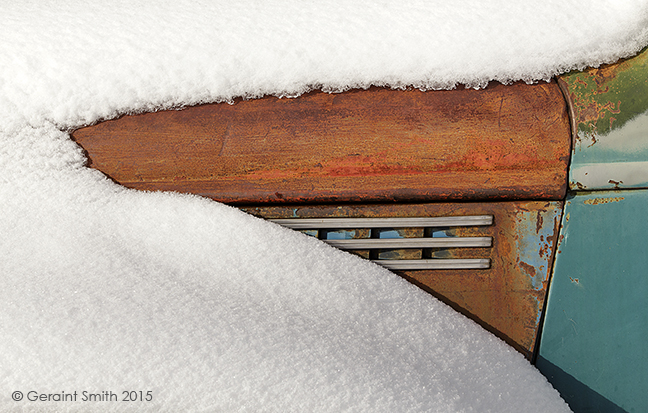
519,261 -> 536,278
608,179 -> 623,189
583,197 -> 624,205
560,46 -> 648,148
538,241 -> 550,260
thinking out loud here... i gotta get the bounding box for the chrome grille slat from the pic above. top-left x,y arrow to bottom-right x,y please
376,259 -> 491,270
269,215 -> 493,229
324,237 -> 491,249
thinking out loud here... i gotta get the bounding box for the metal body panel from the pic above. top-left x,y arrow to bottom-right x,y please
245,200 -> 562,358
72,82 -> 570,204
562,46 -> 648,191
537,190 -> 648,412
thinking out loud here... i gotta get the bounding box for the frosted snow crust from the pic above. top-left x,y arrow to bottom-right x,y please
2,0 -> 646,411
2,0 -> 647,129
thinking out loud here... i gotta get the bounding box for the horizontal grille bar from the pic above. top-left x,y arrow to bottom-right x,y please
324,237 -> 492,249
375,259 -> 491,270
269,215 -> 493,271
269,215 -> 493,229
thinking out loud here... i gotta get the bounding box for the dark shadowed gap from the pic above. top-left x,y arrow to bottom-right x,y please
535,356 -> 629,413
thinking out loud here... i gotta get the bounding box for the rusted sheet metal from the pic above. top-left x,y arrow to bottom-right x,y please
559,46 -> 648,191
374,228 -> 425,260
72,82 -> 570,204
243,201 -> 563,359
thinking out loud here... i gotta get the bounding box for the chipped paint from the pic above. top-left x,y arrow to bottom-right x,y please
562,46 -> 648,191
513,204 -> 563,330
562,46 -> 648,145
514,205 -> 562,292
583,196 -> 624,205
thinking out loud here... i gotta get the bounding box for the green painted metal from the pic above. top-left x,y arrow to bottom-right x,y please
536,190 -> 648,412
562,46 -> 648,191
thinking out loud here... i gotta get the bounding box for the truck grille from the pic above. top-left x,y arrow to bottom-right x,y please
270,215 -> 493,270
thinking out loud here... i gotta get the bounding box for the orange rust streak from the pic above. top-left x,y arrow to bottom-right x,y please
72,83 -> 571,204
583,197 -> 624,205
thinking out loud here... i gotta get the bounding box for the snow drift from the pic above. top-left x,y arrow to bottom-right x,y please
2,0 -> 647,411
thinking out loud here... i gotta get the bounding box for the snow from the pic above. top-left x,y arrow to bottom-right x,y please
1,0 -> 646,411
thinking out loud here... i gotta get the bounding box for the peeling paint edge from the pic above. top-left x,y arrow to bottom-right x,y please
570,161 -> 648,190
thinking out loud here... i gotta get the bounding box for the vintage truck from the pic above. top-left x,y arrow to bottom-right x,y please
70,46 -> 648,413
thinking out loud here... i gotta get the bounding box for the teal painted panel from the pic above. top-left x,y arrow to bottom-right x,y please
537,190 -> 648,412
563,47 -> 648,191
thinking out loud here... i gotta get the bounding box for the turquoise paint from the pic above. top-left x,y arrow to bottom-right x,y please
377,229 -> 402,239
537,190 -> 648,412
299,229 -> 319,237
431,228 -> 452,238
514,206 -> 562,292
324,229 -> 357,240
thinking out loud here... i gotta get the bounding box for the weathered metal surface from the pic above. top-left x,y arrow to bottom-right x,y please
560,46 -> 648,191
72,82 -> 570,204
244,201 -> 562,359
536,190 -> 648,412
377,228 -> 422,259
